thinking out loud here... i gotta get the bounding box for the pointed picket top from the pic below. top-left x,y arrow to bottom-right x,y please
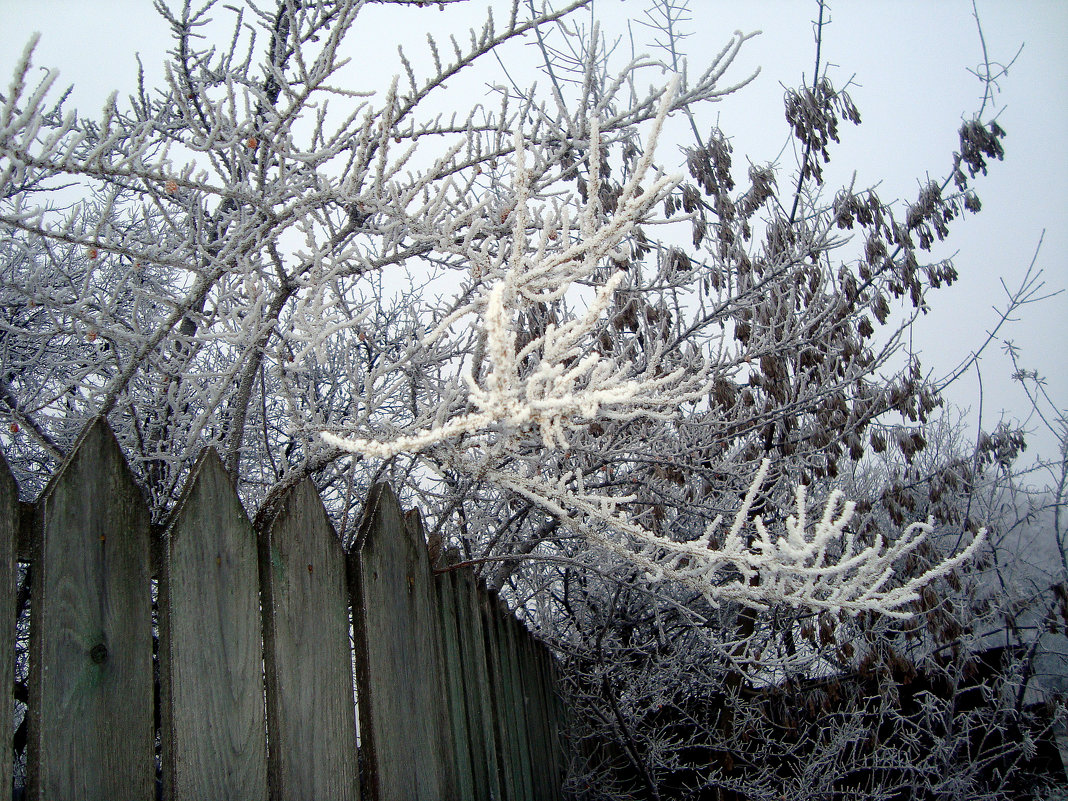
29,415 -> 155,800
162,444 -> 253,547
159,446 -> 268,801
260,476 -> 359,801
353,482 -> 399,553
36,416 -> 140,509
165,446 -> 246,531
350,483 -> 451,801
0,447 -> 19,506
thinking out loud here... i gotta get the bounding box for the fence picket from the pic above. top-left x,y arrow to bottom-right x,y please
480,591 -> 516,800
0,454 -> 16,801
546,648 -> 568,795
521,631 -> 552,800
454,568 -> 504,801
259,477 -> 359,801
538,642 -> 567,801
349,484 -> 451,801
0,421 -> 567,799
433,568 -> 476,799
27,418 -> 155,800
158,448 -> 268,801
502,611 -> 536,801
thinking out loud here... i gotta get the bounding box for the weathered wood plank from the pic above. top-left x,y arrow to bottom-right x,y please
544,647 -> 567,797
349,484 -> 450,801
433,569 -> 475,800
501,611 -> 535,801
519,631 -> 551,800
455,569 -> 502,801
406,509 -> 459,799
259,477 -> 359,801
481,591 -> 519,801
158,449 -> 268,801
532,642 -> 564,801
0,453 -> 17,801
539,640 -> 563,800
534,639 -> 564,801
28,417 -> 155,800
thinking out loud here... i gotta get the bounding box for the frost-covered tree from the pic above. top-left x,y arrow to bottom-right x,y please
0,0 -> 989,611
1,0 -> 1047,797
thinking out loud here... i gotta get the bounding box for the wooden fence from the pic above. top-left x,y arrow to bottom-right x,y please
0,418 -> 566,800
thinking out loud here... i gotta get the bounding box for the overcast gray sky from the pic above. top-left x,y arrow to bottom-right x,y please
3,0 -> 1066,468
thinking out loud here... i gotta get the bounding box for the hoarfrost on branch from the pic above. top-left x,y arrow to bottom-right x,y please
322,80 -> 984,617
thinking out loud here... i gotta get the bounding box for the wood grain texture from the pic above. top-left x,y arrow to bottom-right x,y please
434,570 -> 475,800
454,569 -> 502,801
501,612 -> 535,801
480,591 -> 518,801
349,484 -> 450,801
158,449 -> 268,801
259,477 -> 359,801
28,418 -> 155,801
0,453 -> 17,801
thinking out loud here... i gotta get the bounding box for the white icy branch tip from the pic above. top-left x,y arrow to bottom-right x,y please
628,459 -> 987,616
319,78 -> 984,618
494,458 -> 985,617
323,80 -> 700,459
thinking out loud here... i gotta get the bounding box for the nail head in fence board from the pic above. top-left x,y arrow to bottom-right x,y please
350,484 -> 449,801
28,417 -> 154,800
259,477 -> 359,801
0,453 -> 17,801
159,449 -> 268,801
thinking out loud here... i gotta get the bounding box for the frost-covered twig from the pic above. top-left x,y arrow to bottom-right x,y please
629,460 -> 986,615
323,79 -> 709,458
492,458 -> 984,616
323,78 -> 984,615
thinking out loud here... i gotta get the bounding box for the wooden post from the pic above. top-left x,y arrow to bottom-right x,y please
454,569 -> 503,801
434,569 -> 476,799
259,477 -> 359,801
349,484 -> 450,801
158,448 -> 268,801
28,418 -> 155,800
0,453 -> 17,801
